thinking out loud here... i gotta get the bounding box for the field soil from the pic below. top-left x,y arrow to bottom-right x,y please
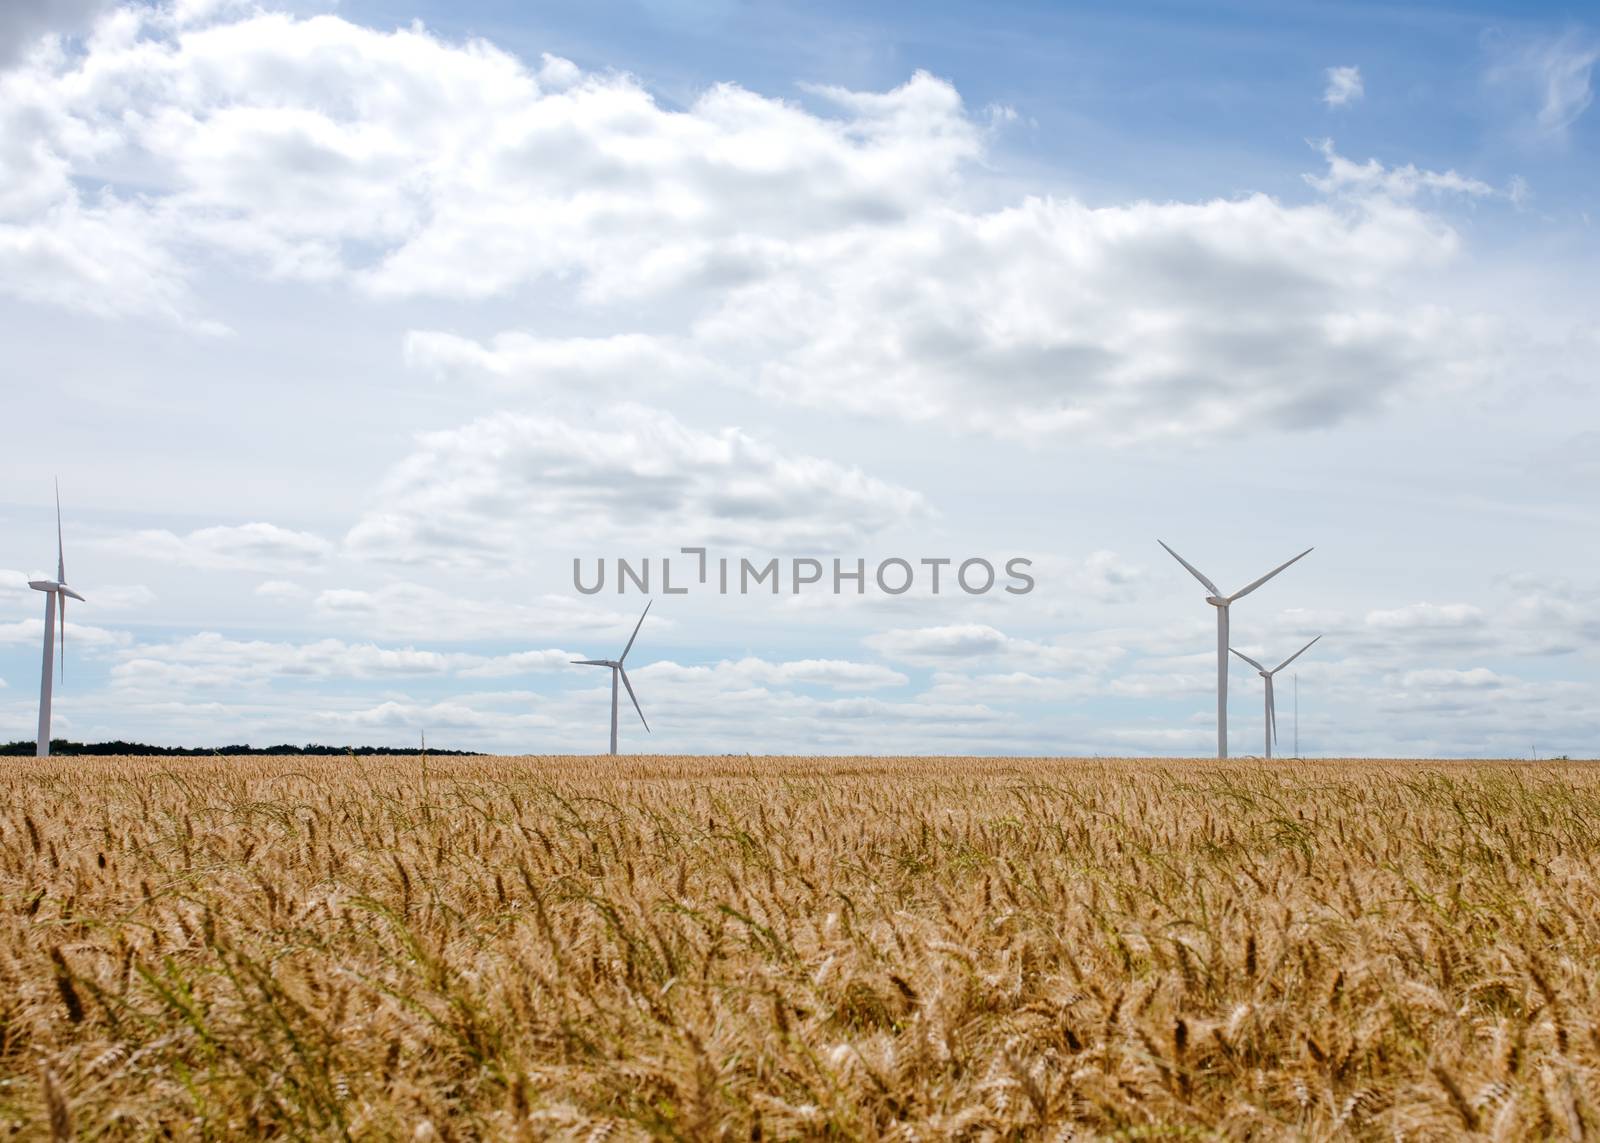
3,755 -> 1598,1139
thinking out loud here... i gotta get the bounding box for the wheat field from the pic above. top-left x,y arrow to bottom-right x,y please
3,755 -> 1598,1140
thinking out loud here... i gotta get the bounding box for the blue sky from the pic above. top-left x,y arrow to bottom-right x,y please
0,0 -> 1596,755
390,0 -> 1597,199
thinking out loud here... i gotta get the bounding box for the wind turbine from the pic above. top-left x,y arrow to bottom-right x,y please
1229,636 -> 1321,759
29,483 -> 85,759
1158,541 -> 1312,759
571,601 -> 652,755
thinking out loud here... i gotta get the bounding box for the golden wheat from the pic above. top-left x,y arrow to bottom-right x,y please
2,755 -> 1598,1139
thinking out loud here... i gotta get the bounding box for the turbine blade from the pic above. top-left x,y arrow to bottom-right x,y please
619,667 -> 649,732
1229,647 -> 1267,672
1271,634 -> 1322,675
55,478 -> 65,584
1267,675 -> 1276,745
571,659 -> 611,666
1226,547 -> 1313,603
59,586 -> 84,602
1157,540 -> 1221,596
619,598 -> 652,662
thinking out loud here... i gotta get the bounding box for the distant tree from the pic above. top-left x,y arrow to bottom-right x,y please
0,740 -> 479,757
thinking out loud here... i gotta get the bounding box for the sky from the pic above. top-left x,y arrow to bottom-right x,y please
0,0 -> 1597,756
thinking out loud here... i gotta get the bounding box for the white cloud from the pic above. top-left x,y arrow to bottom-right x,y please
317,698 -> 557,735
404,330 -> 706,392
1323,65 -> 1364,107
0,9 -> 979,320
0,7 -> 1534,442
692,159 -> 1507,441
641,657 -> 908,691
255,579 -> 308,600
0,0 -> 115,66
312,582 -> 640,641
1535,40 -> 1599,134
458,649 -> 587,678
89,584 -> 157,610
922,670 -> 1092,705
414,141 -> 1512,442
1487,32 -> 1600,142
1364,602 -> 1485,630
111,632 -> 474,689
864,623 -> 1122,671
0,617 -> 129,647
1396,667 -> 1506,690
114,522 -> 333,571
109,631 -> 587,689
344,404 -> 930,566
0,570 -> 37,606
1306,140 -> 1498,200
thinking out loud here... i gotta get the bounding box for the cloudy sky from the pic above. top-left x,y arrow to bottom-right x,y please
1,0 -> 1597,756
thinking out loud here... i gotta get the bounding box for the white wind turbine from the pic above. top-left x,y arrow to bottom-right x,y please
571,601 -> 652,755
1158,541 -> 1312,759
1230,636 -> 1321,759
29,483 -> 86,759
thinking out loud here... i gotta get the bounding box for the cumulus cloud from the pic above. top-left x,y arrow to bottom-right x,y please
1305,139 -> 1499,200
317,698 -> 557,735
1364,602 -> 1485,630
112,632 -> 474,689
0,6 -> 1530,441
115,522 -> 333,571
404,330 -> 707,392
864,623 -> 1122,671
0,8 -> 978,320
88,584 -> 157,611
1323,65 -> 1364,107
625,662 -> 1004,730
458,649 -> 588,678
0,0 -> 113,66
641,657 -> 908,692
413,150 -> 1511,441
312,581 -> 644,641
696,152 -> 1514,439
109,631 -> 589,690
0,617 -> 129,647
0,569 -> 38,606
1396,667 -> 1506,690
344,404 -> 930,566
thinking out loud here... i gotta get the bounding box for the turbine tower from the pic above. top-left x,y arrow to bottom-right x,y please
1229,636 -> 1321,759
571,600 -> 652,755
1158,541 -> 1312,759
29,483 -> 85,759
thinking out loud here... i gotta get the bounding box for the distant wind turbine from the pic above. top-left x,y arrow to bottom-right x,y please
1158,541 -> 1312,759
572,601 -> 652,755
29,483 -> 85,759
1230,636 -> 1321,759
